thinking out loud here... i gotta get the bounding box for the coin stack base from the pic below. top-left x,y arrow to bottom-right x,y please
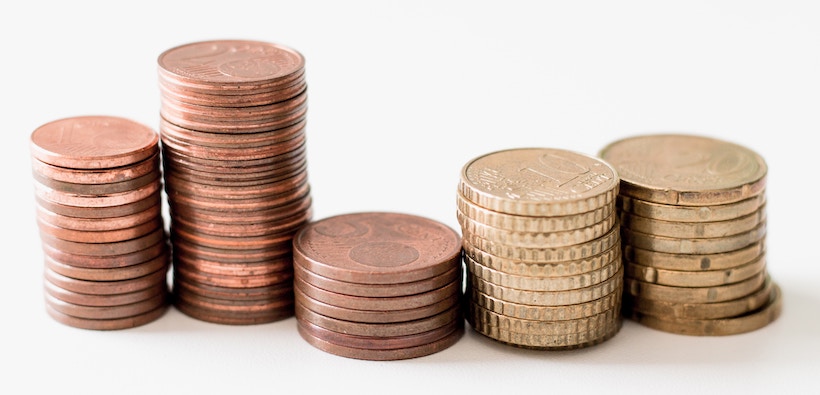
293,212 -> 464,360
458,148 -> 623,350
30,116 -> 171,330
600,134 -> 781,336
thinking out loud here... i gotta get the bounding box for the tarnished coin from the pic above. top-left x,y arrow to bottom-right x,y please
620,204 -> 766,239
298,318 -> 461,351
34,178 -> 162,208
623,241 -> 765,271
41,239 -> 168,269
293,212 -> 462,284
37,204 -> 161,232
30,116 -> 159,169
32,168 -> 161,196
173,300 -> 294,325
40,227 -> 166,257
599,134 -> 767,206
37,216 -> 162,244
617,194 -> 766,223
459,148 -> 619,216
44,265 -> 169,295
172,273 -> 293,301
624,270 -> 766,304
621,222 -> 766,254
625,252 -> 766,287
35,191 -> 162,220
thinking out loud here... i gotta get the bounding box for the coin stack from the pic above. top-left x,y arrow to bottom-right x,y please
292,212 -> 464,360
156,40 -> 313,325
458,148 -> 623,349
30,115 -> 170,330
599,133 -> 781,336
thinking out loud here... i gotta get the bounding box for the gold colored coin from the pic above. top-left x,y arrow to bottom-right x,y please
458,209 -> 616,248
626,282 -> 782,336
467,301 -> 617,335
457,192 -> 614,232
621,222 -> 766,254
469,287 -> 621,321
625,252 -> 766,287
620,204 -> 766,239
624,276 -> 773,320
459,148 -> 619,216
617,194 -> 766,223
467,266 -> 623,306
623,241 -> 764,271
469,312 -> 622,350
465,251 -> 620,292
463,240 -> 620,278
624,271 -> 766,304
599,134 -> 767,206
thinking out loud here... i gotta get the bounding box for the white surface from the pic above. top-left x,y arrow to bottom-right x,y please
3,1 -> 819,394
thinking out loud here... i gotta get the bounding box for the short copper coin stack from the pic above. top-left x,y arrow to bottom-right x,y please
157,40 -> 313,325
458,148 -> 623,349
30,115 -> 171,330
599,133 -> 781,336
292,212 -> 464,360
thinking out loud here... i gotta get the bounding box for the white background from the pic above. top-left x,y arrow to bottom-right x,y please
2,1 -> 819,394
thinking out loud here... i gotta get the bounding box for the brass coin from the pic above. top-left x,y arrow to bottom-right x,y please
467,300 -> 618,335
468,312 -> 622,350
617,194 -> 766,223
458,209 -> 616,248
294,287 -> 461,324
620,204 -> 766,239
459,148 -> 619,216
624,270 -> 766,304
623,241 -> 765,271
625,252 -> 767,287
295,302 -> 461,337
599,133 -> 767,206
463,239 -> 620,278
45,302 -> 168,331
621,222 -> 766,254
469,287 -> 621,321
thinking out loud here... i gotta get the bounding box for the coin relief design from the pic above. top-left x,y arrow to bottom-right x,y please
159,40 -> 304,82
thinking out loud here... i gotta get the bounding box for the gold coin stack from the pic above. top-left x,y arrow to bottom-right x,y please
599,133 -> 781,336
30,116 -> 171,330
458,148 -> 623,349
157,40 -> 313,324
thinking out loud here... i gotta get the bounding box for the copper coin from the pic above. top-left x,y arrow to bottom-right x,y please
294,287 -> 461,324
45,279 -> 167,307
35,190 -> 162,219
297,321 -> 464,361
45,290 -> 168,320
41,239 -> 168,269
169,195 -> 312,224
170,224 -> 295,250
172,272 -> 293,301
171,207 -> 310,238
295,276 -> 460,312
294,261 -> 461,298
37,216 -> 163,244
34,178 -> 162,208
158,66 -> 305,96
294,212 -> 462,285
37,204 -> 161,232
297,318 -> 461,351
159,125 -> 305,160
173,260 -> 293,288
295,302 -> 462,337
159,116 -> 306,149
166,182 -> 310,212
40,226 -> 166,256
160,88 -> 307,123
45,250 -> 169,281
173,251 -> 293,276
163,157 -> 307,188
44,265 -> 168,295
46,302 -> 168,330
173,282 -> 293,307
32,168 -> 160,196
169,236 -> 291,263
30,152 -> 160,185
161,136 -> 307,168
160,105 -> 306,134
164,171 -> 307,201
30,115 -> 159,169
173,298 -> 293,325
161,137 -> 307,172
158,76 -> 306,108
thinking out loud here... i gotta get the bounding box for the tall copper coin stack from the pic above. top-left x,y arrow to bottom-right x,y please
30,116 -> 171,330
292,212 -> 464,360
157,40 -> 313,324
599,134 -> 781,336
458,148 -> 623,349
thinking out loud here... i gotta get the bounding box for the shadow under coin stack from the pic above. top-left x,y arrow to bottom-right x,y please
458,148 -> 623,349
157,40 -> 313,325
30,116 -> 170,330
292,212 -> 464,360
599,134 -> 781,336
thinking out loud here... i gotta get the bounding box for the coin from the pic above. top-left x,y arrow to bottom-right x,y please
623,241 -> 765,271
469,287 -> 621,321
45,290 -> 168,320
621,222 -> 766,254
467,301 -> 617,335
45,279 -> 167,308
37,204 -> 161,232
294,287 -> 460,324
41,239 -> 168,269
458,209 -> 616,248
295,302 -> 461,338
30,152 -> 159,185
624,270 -> 766,304
45,302 -> 168,331
32,168 -> 161,195
468,313 -> 622,350
44,265 -> 169,295
297,318 -> 462,351
619,204 -> 766,239
617,194 -> 766,223
295,276 -> 459,311
35,190 -> 162,219
463,239 -> 620,278
37,216 -> 162,244
625,252 -> 766,287
34,178 -> 162,208
45,251 -> 169,282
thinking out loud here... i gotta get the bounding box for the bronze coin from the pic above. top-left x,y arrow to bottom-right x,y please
45,279 -> 167,307
35,190 -> 162,219
30,115 -> 159,169
37,203 -> 161,232
45,250 -> 169,281
173,260 -> 293,288
32,168 -> 160,196
37,216 -> 163,244
295,277 -> 460,312
293,212 -> 462,285
297,321 -> 464,361
34,178 -> 162,208
294,287 -> 461,324
173,298 -> 293,325
297,318 -> 461,351
44,265 -> 168,295
172,273 -> 293,301
30,152 -> 160,185
45,302 -> 168,330
294,261 -> 461,298
41,239 -> 168,269
40,226 -> 166,256
45,290 -> 168,320
295,302 -> 462,337
159,116 -> 306,149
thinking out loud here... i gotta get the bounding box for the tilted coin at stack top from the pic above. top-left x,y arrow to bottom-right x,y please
457,147 -> 624,350
30,115 -> 170,330
157,39 -> 314,325
292,212 -> 464,361
599,133 -> 780,336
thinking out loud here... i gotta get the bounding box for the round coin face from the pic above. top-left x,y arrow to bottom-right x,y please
599,134 -> 767,206
30,116 -> 159,169
293,212 -> 461,284
459,148 -> 619,216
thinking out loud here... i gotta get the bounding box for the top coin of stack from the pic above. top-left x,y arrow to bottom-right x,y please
599,133 -> 781,336
292,212 -> 464,360
30,115 -> 171,330
458,148 -> 623,349
157,40 -> 313,325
